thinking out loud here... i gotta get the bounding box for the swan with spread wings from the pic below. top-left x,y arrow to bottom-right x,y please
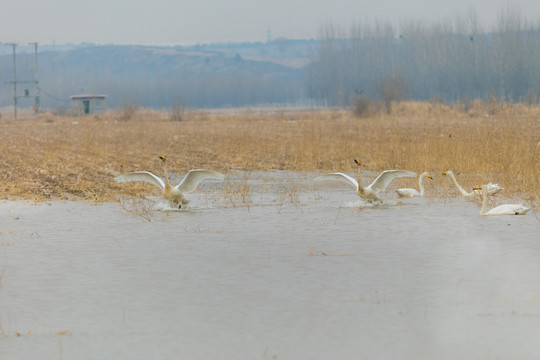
316,160 -> 416,202
115,156 -> 224,208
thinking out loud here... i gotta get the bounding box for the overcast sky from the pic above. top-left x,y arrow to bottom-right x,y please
1,0 -> 539,46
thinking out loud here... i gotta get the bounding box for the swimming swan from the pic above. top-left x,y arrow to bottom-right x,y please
476,185 -> 530,215
442,170 -> 503,196
396,171 -> 433,198
115,156 -> 224,208
316,159 -> 416,202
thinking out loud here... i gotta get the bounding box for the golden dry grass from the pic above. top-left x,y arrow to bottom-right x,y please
0,101 -> 538,206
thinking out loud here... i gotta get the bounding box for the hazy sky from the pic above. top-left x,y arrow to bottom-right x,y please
1,0 -> 539,46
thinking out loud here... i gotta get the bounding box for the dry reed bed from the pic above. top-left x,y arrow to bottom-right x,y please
0,102 -> 538,206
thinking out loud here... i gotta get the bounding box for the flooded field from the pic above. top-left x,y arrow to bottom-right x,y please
1,171 -> 539,359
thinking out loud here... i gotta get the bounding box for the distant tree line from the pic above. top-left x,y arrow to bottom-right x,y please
307,9 -> 540,106
3,10 -> 540,111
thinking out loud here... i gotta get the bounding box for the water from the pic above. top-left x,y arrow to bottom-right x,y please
1,171 -> 539,359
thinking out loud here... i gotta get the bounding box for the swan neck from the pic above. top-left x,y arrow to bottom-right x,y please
418,173 -> 425,196
480,191 -> 488,215
356,166 -> 363,191
163,162 -> 171,188
448,172 -> 469,196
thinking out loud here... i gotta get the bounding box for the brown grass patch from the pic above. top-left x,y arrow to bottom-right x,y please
0,101 -> 538,206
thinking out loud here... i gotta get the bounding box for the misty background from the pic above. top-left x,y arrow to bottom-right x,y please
2,9 -> 540,111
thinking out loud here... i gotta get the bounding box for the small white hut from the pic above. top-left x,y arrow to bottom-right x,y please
70,94 -> 107,115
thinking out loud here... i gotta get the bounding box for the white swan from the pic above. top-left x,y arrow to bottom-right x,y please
115,156 -> 224,208
442,170 -> 503,196
476,185 -> 530,215
396,171 -> 433,198
316,159 -> 416,202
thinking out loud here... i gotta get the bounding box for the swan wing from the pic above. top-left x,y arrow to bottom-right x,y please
175,169 -> 225,193
396,188 -> 420,198
114,171 -> 165,190
486,204 -> 530,215
368,170 -> 417,193
485,182 -> 504,195
314,173 -> 359,189
515,205 -> 531,214
473,182 -> 504,196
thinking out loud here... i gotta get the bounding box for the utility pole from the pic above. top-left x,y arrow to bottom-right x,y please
30,42 -> 40,113
4,42 -> 40,120
5,43 -> 17,119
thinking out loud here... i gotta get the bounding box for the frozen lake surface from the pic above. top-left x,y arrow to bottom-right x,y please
1,171 -> 539,359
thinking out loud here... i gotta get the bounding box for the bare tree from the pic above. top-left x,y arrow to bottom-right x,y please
376,71 -> 409,112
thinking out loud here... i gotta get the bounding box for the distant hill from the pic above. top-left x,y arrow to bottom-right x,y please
5,18 -> 540,112
0,40 -> 317,110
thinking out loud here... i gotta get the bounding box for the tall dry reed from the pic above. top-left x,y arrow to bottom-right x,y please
0,102 -> 538,206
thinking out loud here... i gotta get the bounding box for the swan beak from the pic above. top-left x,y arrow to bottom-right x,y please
159,155 -> 166,161
441,171 -> 447,175
428,174 -> 433,180
473,185 -> 482,190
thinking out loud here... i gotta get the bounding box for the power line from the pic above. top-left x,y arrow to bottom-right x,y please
39,88 -> 71,103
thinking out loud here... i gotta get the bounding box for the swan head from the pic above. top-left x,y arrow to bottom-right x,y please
473,185 -> 489,196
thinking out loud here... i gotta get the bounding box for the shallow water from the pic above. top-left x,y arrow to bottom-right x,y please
1,171 -> 539,359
